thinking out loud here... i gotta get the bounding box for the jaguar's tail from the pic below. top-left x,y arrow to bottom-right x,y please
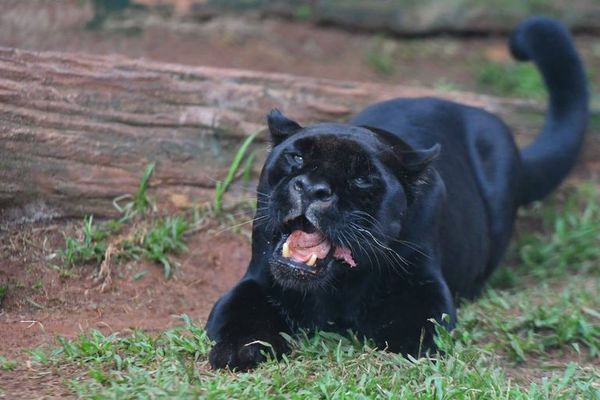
509,17 -> 589,205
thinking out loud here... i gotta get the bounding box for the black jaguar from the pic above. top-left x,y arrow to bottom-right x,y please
206,17 -> 588,370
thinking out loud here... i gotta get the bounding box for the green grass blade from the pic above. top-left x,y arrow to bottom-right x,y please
213,131 -> 258,215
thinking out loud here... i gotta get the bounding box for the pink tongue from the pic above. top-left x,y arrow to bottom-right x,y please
333,246 -> 357,267
287,230 -> 357,267
287,230 -> 330,263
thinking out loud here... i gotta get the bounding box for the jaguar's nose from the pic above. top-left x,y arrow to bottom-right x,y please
292,175 -> 333,202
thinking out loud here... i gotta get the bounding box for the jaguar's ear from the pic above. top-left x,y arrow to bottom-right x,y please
402,143 -> 441,175
360,125 -> 440,176
267,108 -> 302,146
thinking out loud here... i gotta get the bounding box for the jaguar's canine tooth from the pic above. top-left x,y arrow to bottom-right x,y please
307,253 -> 318,267
282,241 -> 290,258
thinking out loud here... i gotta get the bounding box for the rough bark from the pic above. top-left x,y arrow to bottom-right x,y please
0,46 -> 555,223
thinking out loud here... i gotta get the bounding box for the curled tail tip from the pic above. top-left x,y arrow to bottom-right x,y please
509,16 -> 570,62
512,17 -> 588,205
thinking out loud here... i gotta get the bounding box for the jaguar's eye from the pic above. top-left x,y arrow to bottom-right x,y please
353,176 -> 372,188
286,153 -> 304,167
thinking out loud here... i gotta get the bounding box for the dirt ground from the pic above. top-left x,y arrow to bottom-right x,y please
0,217 -> 251,399
1,2 -> 600,394
0,222 -> 250,358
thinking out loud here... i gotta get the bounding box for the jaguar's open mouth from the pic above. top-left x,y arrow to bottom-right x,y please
271,216 -> 356,278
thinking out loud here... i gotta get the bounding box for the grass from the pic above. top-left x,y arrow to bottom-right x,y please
294,4 -> 313,20
460,279 -> 600,362
63,213 -> 190,279
115,162 -> 156,220
141,216 -> 189,279
366,35 -> 395,76
63,215 -> 111,266
213,132 -> 258,216
0,356 -> 17,371
476,60 -> 545,99
28,291 -> 600,399
491,184 -> 600,287
61,162 -> 191,279
12,184 -> 599,398
62,163 -> 157,267
0,284 -> 7,305
516,185 -> 600,277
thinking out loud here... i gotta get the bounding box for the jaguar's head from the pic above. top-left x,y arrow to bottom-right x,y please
254,109 -> 439,290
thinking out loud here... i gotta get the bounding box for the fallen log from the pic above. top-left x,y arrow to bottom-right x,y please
0,46 -> 588,224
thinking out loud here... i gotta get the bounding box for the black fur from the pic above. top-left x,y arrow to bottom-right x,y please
206,17 -> 588,370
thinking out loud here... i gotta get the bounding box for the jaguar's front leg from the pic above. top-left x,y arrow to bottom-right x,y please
373,277 -> 456,356
206,278 -> 290,370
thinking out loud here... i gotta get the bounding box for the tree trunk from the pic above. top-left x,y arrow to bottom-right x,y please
0,46 -> 573,224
